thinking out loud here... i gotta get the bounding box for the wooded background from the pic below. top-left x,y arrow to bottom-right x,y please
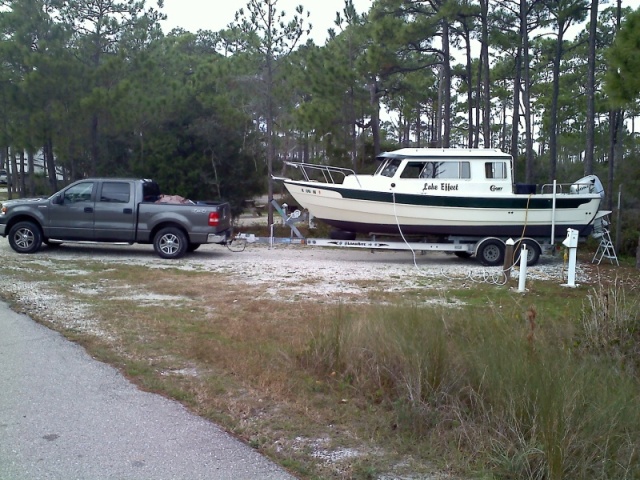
1,0 -> 639,254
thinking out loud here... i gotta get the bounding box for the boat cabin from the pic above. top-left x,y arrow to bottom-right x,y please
372,148 -> 527,195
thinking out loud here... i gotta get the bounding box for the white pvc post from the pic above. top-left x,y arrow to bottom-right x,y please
565,247 -> 577,287
551,180 -> 557,245
518,244 -> 528,293
270,223 -> 275,249
561,228 -> 579,288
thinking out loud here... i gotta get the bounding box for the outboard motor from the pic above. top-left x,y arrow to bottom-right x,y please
570,174 -> 604,197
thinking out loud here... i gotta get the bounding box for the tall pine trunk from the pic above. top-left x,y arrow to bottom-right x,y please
521,0 -> 534,184
584,0 -> 599,175
549,25 -> 565,182
480,0 -> 491,148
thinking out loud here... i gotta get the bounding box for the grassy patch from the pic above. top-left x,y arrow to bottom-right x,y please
0,249 -> 638,479
302,282 -> 640,479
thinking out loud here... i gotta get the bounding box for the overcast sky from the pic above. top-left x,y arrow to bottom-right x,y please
158,0 -> 640,46
159,0 -> 373,45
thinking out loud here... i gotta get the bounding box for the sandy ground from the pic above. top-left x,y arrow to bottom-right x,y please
0,230 -> 587,314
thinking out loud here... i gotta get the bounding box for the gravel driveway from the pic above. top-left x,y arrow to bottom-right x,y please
0,237 -> 588,336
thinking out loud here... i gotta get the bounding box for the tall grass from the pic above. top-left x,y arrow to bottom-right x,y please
580,277 -> 640,376
303,294 -> 640,479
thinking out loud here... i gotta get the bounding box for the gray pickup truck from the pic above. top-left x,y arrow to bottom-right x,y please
0,178 -> 232,259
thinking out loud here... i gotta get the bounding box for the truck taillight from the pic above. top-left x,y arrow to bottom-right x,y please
208,212 -> 220,227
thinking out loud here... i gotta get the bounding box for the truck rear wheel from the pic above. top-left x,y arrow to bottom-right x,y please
8,221 -> 42,254
154,227 -> 188,259
476,238 -> 505,267
187,243 -> 201,252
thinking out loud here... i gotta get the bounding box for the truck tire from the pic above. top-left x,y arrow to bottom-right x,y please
187,243 -> 201,252
513,239 -> 542,266
8,221 -> 42,254
153,227 -> 188,259
476,238 -> 505,267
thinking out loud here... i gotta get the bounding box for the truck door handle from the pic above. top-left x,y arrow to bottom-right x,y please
84,207 -> 93,213
123,208 -> 132,214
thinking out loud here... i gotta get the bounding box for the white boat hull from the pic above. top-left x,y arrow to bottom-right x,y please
283,180 -> 602,238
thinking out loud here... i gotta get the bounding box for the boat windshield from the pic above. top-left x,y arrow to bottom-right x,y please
377,158 -> 402,177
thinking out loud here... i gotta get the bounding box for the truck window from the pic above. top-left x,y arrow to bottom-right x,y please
100,182 -> 130,203
64,182 -> 94,203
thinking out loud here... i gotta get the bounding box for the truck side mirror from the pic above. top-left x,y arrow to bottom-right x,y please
52,194 -> 63,205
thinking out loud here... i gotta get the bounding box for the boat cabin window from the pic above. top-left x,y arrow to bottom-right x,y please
417,161 -> 470,179
379,158 -> 402,177
399,162 -> 425,178
485,162 -> 508,179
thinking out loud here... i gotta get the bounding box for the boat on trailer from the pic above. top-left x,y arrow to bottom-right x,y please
275,148 -> 608,266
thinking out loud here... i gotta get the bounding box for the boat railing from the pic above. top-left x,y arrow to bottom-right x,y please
540,181 -> 597,195
283,161 -> 361,187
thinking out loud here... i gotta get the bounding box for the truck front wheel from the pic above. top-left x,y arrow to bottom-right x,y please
154,227 -> 188,259
8,221 -> 42,254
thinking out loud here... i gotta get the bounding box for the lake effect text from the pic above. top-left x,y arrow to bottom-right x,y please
423,182 -> 459,192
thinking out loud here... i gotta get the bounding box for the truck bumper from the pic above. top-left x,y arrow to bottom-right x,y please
0,224 -> 6,236
207,229 -> 231,245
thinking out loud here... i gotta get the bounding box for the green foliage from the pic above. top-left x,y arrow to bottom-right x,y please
605,7 -> 640,106
0,0 -> 639,259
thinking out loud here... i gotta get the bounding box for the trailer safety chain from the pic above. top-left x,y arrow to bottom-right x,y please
226,236 -> 247,252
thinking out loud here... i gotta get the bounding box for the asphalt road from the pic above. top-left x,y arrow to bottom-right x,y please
0,302 -> 296,480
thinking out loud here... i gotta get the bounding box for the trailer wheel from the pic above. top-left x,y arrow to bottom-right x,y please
8,221 -> 42,254
513,239 -> 542,266
153,227 -> 188,259
476,238 -> 505,266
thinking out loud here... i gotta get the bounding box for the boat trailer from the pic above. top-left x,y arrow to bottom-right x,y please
232,200 -> 564,267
